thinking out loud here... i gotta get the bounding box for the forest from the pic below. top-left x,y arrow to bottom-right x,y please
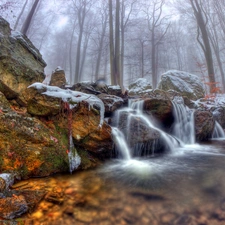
2,0 -> 225,224
1,0 -> 224,93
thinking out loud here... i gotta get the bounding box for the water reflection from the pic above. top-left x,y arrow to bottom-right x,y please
5,140 -> 225,224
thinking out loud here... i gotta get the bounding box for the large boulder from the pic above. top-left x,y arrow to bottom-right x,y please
128,78 -> 152,96
0,16 -> 46,102
194,110 -> 214,141
158,70 -> 205,100
112,109 -> 161,156
141,89 -> 174,128
0,111 -> 69,178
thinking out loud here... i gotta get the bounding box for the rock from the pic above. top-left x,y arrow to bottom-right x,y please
49,67 -> 66,87
72,81 -> 102,95
0,16 -> 46,102
0,173 -> 15,189
70,102 -> 113,155
97,93 -> 124,115
22,83 -> 62,116
0,91 -> 11,112
141,90 -> 174,128
143,98 -> 173,128
107,85 -> 124,97
158,70 -> 205,100
0,177 -> 6,193
0,112 -> 69,178
128,78 -> 152,96
194,110 -> 214,141
211,107 -> 225,129
0,195 -> 28,219
112,110 -> 160,154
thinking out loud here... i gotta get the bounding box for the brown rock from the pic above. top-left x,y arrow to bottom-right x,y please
49,68 -> 66,87
0,195 -> 28,219
0,112 -> 69,178
71,102 -> 113,154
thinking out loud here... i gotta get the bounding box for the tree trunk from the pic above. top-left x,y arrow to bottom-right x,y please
190,0 -> 216,93
21,0 -> 40,35
108,0 -> 116,85
115,0 -> 121,86
95,15 -> 107,80
14,0 -> 28,30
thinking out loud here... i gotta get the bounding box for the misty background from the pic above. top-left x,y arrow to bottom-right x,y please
1,0 -> 224,93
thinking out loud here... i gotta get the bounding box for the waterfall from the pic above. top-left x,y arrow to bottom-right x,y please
172,96 -> 195,144
112,127 -> 131,160
212,121 -> 225,139
112,99 -> 180,159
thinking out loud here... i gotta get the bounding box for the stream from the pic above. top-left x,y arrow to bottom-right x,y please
7,139 -> 225,225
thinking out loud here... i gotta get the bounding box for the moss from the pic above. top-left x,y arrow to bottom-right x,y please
77,147 -> 100,170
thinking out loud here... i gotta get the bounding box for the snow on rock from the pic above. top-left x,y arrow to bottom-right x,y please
158,70 -> 205,100
128,78 -> 152,96
28,83 -> 105,127
11,31 -> 46,67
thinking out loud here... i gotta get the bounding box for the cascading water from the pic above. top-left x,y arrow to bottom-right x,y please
172,96 -> 195,144
212,121 -> 225,139
112,99 -> 180,159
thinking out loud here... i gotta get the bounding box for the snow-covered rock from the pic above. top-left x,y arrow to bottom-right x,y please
97,93 -> 124,115
158,70 -> 205,100
128,78 -> 152,96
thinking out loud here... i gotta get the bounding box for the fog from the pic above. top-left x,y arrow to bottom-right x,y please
1,0 -> 225,92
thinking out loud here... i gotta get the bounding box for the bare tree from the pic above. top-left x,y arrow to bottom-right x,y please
14,0 -> 28,30
144,0 -> 170,88
21,0 -> 40,35
189,0 -> 216,93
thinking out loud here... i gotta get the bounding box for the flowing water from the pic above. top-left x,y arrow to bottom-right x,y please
4,98 -> 225,224
7,140 -> 225,225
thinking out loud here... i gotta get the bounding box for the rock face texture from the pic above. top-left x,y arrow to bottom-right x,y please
49,67 -> 66,87
194,110 -> 215,141
0,16 -> 46,102
158,70 -> 205,100
128,78 -> 152,96
0,111 -> 69,178
97,93 -> 124,114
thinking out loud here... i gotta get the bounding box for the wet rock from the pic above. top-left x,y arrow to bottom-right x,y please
49,67 -> 66,87
112,109 -> 160,153
195,110 -> 214,141
210,106 -> 225,129
0,16 -> 45,102
128,78 -> 152,96
143,98 -> 173,128
0,195 -> 28,219
158,70 -> 205,100
97,93 -> 123,115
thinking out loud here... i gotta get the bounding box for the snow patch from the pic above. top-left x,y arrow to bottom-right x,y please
28,83 -> 105,127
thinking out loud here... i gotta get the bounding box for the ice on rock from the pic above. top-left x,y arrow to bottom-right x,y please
28,83 -> 105,127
